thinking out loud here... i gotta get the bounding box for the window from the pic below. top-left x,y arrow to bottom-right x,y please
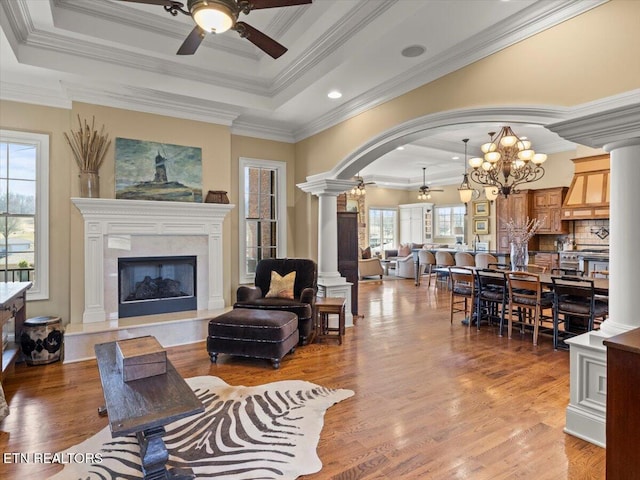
434,204 -> 465,238
0,130 -> 49,299
368,208 -> 397,255
239,158 -> 286,284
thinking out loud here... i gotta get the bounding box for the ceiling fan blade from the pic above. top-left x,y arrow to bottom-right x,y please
248,0 -> 312,10
234,22 -> 287,59
177,26 -> 206,55
118,0 -> 182,6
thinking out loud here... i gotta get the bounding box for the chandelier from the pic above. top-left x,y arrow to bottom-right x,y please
418,167 -> 431,200
350,175 -> 366,196
468,126 -> 547,198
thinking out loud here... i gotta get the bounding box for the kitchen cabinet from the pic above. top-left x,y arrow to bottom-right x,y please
532,187 -> 569,234
562,154 -> 610,220
399,203 -> 433,245
496,191 -> 539,253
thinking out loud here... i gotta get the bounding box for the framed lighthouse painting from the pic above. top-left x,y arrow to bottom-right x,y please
114,138 -> 202,202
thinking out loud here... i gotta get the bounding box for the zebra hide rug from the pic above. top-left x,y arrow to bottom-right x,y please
49,376 -> 354,480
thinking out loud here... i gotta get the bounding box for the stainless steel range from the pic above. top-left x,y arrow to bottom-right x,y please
559,251 -> 581,270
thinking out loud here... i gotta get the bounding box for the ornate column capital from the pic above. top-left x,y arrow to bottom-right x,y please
296,178 -> 356,196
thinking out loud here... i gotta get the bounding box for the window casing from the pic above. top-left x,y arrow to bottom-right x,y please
434,204 -> 465,238
239,158 -> 286,284
0,130 -> 49,300
368,208 -> 397,255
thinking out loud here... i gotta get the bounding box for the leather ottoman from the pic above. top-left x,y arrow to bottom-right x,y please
206,308 -> 298,369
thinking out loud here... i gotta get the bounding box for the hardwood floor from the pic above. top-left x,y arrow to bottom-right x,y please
0,278 -> 605,479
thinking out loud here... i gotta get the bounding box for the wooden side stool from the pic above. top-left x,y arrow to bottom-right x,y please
315,297 -> 346,345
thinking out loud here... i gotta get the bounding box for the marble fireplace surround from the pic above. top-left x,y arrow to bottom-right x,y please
67,197 -> 234,362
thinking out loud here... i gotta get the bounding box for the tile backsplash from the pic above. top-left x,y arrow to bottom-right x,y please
537,219 -> 610,251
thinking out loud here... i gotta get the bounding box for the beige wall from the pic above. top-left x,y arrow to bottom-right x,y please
0,100 -> 72,322
293,0 -> 639,259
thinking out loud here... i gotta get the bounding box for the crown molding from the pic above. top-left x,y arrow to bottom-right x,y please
231,120 -> 295,143
63,82 -> 242,125
0,81 -> 72,109
292,0 -> 608,141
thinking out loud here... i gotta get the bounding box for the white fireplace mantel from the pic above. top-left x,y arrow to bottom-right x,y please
72,197 -> 234,323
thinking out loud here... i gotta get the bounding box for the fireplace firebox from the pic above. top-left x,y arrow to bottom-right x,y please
118,256 -> 197,318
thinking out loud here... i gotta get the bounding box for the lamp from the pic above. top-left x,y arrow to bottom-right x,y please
350,174 -> 366,196
468,126 -> 547,198
417,167 -> 431,200
458,138 -> 478,206
454,226 -> 464,245
189,0 -> 236,33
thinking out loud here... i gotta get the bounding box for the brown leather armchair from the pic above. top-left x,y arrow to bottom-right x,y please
234,258 -> 317,345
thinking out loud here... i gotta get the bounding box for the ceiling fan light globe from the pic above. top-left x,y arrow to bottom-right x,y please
191,0 -> 235,33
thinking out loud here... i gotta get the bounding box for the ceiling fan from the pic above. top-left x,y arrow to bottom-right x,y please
119,0 -> 312,57
351,174 -> 375,196
417,167 -> 443,200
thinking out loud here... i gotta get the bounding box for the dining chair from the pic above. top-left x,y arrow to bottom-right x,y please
448,267 -> 476,327
551,268 -> 585,277
475,253 -> 498,269
475,269 -> 508,334
455,252 -> 475,267
506,271 -> 553,346
435,251 -> 455,288
418,250 -> 437,287
488,262 -> 511,271
551,276 -> 609,350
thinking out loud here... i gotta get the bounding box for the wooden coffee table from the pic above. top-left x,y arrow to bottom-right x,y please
94,340 -> 204,480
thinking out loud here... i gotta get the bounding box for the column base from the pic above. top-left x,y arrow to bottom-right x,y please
599,318 -> 637,337
564,331 -> 607,448
317,278 -> 353,328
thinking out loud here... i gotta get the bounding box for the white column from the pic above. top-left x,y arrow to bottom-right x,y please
317,192 -> 342,279
548,100 -> 640,448
297,178 -> 359,327
600,138 -> 640,335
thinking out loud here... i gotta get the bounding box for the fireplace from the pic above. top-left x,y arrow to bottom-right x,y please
118,255 -> 197,318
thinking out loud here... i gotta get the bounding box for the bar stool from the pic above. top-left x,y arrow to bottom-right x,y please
435,251 -> 455,288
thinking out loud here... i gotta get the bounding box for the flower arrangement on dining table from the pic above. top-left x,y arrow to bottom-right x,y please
506,216 -> 544,271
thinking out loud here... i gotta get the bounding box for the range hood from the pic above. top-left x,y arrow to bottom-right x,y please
561,154 -> 610,220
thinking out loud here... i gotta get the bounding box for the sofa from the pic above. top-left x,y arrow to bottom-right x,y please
233,258 -> 317,345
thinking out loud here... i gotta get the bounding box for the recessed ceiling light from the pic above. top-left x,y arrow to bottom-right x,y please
401,45 -> 426,58
452,156 -> 460,160
327,90 -> 342,99
396,146 -> 405,150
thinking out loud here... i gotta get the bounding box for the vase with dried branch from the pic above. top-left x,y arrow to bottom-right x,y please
64,116 -> 111,198
506,216 -> 544,271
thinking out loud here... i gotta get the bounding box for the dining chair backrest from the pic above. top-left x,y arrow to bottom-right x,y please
475,253 -> 498,269
455,252 -> 475,267
477,268 -> 507,292
507,271 -> 542,303
418,249 -> 436,267
435,251 -> 455,267
551,276 -> 596,308
551,268 -> 584,277
449,267 -> 476,295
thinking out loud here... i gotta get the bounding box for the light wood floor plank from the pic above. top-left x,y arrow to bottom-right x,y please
0,278 -> 605,478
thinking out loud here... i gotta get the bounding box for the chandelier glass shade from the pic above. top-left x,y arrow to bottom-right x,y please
190,0 -> 235,33
468,126 -> 547,197
418,167 -> 431,200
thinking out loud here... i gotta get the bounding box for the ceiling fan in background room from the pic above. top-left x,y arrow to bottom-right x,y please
119,0 -> 312,57
350,174 -> 375,196
417,167 -> 443,200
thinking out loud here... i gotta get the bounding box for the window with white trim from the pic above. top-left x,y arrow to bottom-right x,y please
239,158 -> 286,284
435,204 -> 465,238
0,130 -> 49,299
368,208 -> 397,256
